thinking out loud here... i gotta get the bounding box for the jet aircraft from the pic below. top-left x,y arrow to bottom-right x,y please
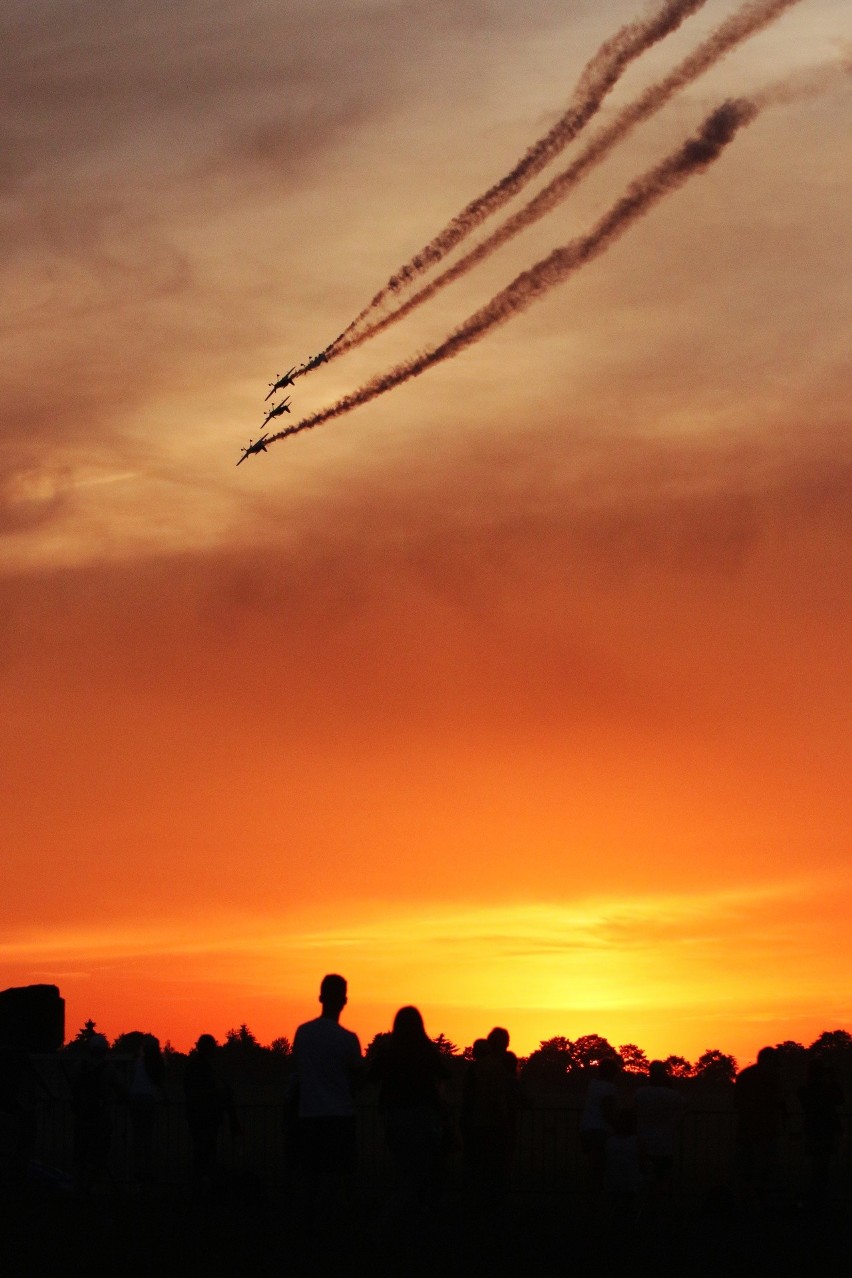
261,396 -> 292,426
265,368 -> 298,401
302,351 -> 329,372
236,434 -> 270,466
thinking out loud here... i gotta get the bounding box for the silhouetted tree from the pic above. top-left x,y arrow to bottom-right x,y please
365,1032 -> 392,1062
72,1019 -> 101,1044
162,1040 -> 180,1063
571,1034 -> 619,1071
541,1036 -> 573,1055
619,1043 -> 649,1075
270,1036 -> 292,1057
809,1030 -> 852,1064
693,1049 -> 736,1084
220,1024 -> 273,1087
663,1055 -> 693,1079
774,1039 -> 806,1058
432,1033 -> 458,1056
224,1024 -> 261,1054
772,1040 -> 807,1070
112,1031 -> 146,1055
522,1038 -> 574,1086
769,1040 -> 808,1089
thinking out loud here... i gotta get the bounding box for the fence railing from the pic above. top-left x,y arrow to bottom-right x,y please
28,1097 -> 849,1196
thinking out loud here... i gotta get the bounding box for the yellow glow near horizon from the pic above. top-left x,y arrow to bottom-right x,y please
6,878 -> 850,1059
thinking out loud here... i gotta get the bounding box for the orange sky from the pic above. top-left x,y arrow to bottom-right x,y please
2,0 -> 850,1066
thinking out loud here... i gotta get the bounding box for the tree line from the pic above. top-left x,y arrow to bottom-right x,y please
71,1019 -> 852,1091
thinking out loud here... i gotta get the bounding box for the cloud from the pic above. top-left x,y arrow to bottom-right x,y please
4,876 -> 847,1034
0,877 -> 824,970
3,0 -> 603,511
0,470 -> 71,535
1,0 -> 566,193
2,414 -> 848,685
2,0 -> 846,556
1,415 -> 848,938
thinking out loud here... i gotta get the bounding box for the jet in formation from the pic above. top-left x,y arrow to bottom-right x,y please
236,434 -> 270,466
265,368 -> 298,401
301,351 -> 329,373
261,396 -> 292,427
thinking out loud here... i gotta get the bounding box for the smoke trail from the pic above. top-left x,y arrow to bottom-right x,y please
327,0 -> 711,354
335,0 -> 804,357
750,54 -> 852,108
269,98 -> 759,448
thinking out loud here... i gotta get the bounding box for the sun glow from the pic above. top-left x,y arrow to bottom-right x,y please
7,878 -> 850,1060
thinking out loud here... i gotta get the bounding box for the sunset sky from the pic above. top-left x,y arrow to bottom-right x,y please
2,0 -> 850,1065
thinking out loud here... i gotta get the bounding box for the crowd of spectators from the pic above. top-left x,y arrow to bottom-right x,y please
1,976 -> 847,1239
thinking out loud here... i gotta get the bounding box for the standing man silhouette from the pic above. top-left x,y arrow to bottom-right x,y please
292,974 -> 362,1207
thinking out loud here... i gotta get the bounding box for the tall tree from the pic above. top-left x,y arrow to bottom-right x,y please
112,1030 -> 146,1055
809,1030 -> 852,1061
663,1055 -> 693,1079
522,1038 -> 574,1086
571,1034 -> 619,1071
365,1032 -> 391,1062
773,1040 -> 806,1064
224,1024 -> 261,1053
72,1019 -> 101,1043
619,1043 -> 649,1075
693,1049 -> 736,1084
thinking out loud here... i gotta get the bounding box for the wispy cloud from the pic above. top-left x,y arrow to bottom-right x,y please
5,879 -> 848,1055
3,875 -> 844,1000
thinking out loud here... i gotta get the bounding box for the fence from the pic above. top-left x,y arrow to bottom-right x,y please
28,1095 -> 849,1199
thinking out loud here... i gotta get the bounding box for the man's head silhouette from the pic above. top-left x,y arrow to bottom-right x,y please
319,974 -> 347,1018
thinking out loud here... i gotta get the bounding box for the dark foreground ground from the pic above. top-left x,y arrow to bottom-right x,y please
2,1176 -> 849,1278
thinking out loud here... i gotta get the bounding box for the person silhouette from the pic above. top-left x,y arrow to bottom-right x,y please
291,974 -> 362,1215
605,1106 -> 643,1217
183,1033 -> 238,1192
634,1059 -> 685,1188
735,1045 -> 785,1208
580,1055 -> 622,1200
464,1026 -> 519,1210
461,1037 -> 490,1180
67,1033 -> 126,1197
128,1033 -> 165,1188
798,1057 -> 843,1211
370,1006 -> 450,1212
